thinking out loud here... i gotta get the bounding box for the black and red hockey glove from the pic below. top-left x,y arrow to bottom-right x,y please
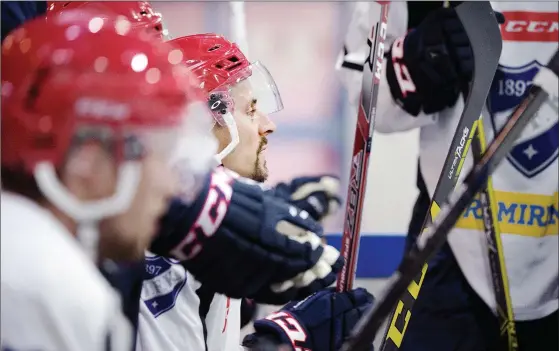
386,7 -> 504,116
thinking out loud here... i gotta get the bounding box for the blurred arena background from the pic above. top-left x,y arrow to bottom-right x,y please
154,2 -> 420,345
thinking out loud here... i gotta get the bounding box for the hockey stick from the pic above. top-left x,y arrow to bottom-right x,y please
336,1 -> 390,292
470,111 -> 518,350
443,5 -> 517,345
342,48 -> 559,351
229,1 -> 250,57
378,2 -> 502,350
449,0 -> 517,346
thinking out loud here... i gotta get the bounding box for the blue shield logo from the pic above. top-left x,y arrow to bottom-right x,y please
142,255 -> 187,317
489,60 -> 558,178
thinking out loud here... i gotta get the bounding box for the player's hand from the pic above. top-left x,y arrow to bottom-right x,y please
242,287 -> 375,351
385,6 -> 503,116
150,168 -> 344,305
269,175 -> 341,223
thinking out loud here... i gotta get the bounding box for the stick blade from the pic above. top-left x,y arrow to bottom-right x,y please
456,1 -> 503,135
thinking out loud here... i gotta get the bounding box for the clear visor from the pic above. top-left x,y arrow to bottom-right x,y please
208,61 -> 284,125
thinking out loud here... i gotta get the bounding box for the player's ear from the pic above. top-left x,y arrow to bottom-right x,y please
212,123 -> 233,153
61,142 -> 117,201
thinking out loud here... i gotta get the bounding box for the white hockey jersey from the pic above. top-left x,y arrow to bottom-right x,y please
338,2 -> 558,321
0,192 -> 132,351
136,254 -> 242,351
137,163 -> 244,351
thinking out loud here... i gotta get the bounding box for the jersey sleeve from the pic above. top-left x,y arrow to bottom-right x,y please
336,1 -> 440,133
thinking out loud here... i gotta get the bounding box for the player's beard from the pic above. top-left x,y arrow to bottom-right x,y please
250,136 -> 268,183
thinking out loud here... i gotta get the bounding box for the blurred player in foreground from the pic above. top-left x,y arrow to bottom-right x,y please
136,33 -> 375,351
0,9 -> 212,350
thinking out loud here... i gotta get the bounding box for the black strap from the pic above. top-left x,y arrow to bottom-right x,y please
196,284 -> 216,351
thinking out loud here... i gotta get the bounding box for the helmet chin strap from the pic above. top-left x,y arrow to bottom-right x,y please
33,160 -> 142,261
213,111 -> 239,166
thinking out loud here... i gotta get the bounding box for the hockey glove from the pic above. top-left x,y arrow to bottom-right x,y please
386,7 -> 506,116
150,168 -> 344,305
242,287 -> 375,351
269,175 -> 341,223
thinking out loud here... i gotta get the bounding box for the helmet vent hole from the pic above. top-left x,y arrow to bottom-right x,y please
214,61 -> 242,71
228,56 -> 239,63
208,45 -> 221,52
225,62 -> 242,71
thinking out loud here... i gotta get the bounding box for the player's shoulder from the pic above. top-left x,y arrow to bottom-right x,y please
1,192 -> 120,331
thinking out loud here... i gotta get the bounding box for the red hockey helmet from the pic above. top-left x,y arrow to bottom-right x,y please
1,9 -> 216,245
168,33 -> 283,162
47,1 -> 168,40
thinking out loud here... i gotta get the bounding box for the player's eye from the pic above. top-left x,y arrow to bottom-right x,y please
247,98 -> 258,119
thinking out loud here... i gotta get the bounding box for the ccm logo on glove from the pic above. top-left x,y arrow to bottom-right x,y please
391,36 -> 417,98
171,169 -> 233,260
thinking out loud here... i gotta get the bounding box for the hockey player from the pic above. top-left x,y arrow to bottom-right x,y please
136,33 -> 371,351
338,2 -> 558,350
0,9 -> 216,350
41,0 -> 345,307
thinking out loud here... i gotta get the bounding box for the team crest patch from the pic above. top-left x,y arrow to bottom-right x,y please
489,60 -> 558,178
142,255 -> 186,317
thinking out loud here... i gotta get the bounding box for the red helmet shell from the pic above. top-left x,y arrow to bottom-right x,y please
1,9 -> 201,173
167,33 -> 250,93
47,1 -> 165,40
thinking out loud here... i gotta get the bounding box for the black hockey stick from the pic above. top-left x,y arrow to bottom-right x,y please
342,48 -> 559,351
378,2 -> 502,350
451,0 -> 517,345
470,110 -> 518,350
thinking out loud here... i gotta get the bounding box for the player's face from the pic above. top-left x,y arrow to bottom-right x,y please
214,80 -> 277,182
62,141 -> 177,260
100,151 -> 178,260
61,142 -> 176,260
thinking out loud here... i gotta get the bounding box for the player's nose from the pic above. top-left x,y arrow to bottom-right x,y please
258,112 -> 276,136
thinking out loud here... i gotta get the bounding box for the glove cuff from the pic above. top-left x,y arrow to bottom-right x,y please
242,333 -> 286,351
252,311 -> 311,351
